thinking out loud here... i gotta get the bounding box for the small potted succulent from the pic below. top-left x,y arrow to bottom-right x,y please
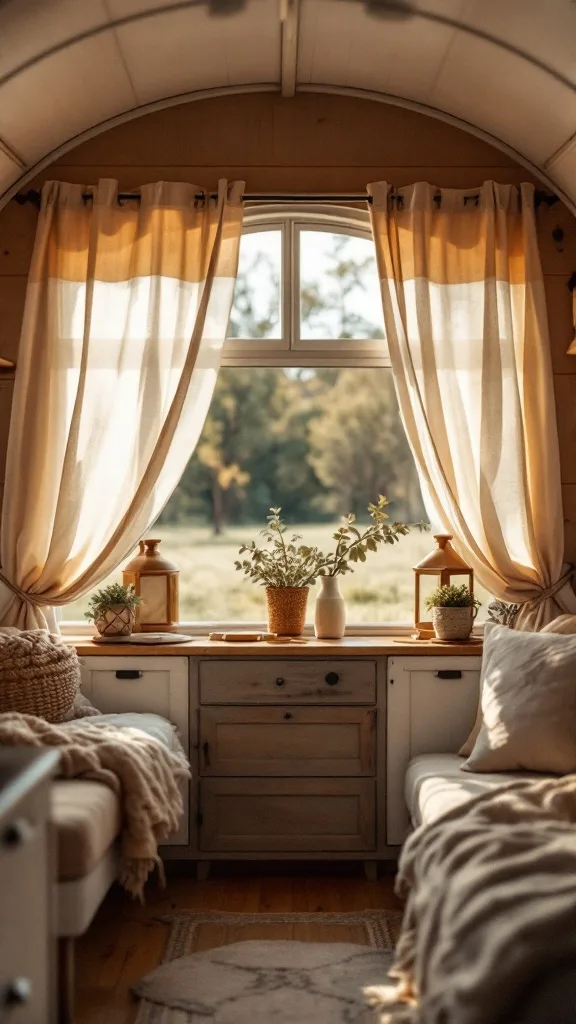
85,583 -> 141,638
425,584 -> 480,641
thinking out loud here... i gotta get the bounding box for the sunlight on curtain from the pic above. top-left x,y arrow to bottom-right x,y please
369,180 -> 576,630
0,178 -> 244,628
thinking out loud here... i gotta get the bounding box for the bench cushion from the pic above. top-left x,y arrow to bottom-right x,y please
52,780 -> 120,881
52,712 -> 182,881
405,753 -> 544,827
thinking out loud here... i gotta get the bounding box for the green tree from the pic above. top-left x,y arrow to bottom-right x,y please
309,369 -> 426,522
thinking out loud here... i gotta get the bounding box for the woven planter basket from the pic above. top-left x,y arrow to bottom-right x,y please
0,630 -> 80,722
266,587 -> 309,636
431,606 -> 474,641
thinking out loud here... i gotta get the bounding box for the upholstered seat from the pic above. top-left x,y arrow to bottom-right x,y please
52,781 -> 120,882
405,753 -> 545,828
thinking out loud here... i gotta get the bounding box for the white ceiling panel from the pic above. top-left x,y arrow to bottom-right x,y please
0,150 -> 24,193
110,1 -> 279,103
0,32 -> 137,164
545,141 -> 576,196
298,0 -> 464,102
0,0 -> 110,79
428,28 -> 576,165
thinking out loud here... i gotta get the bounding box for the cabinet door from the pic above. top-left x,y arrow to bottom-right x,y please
200,778 -> 376,852
200,707 -> 376,776
81,656 -> 189,845
387,657 -> 481,845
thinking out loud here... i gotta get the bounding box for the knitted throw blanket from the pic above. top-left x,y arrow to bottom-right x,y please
0,712 -> 191,898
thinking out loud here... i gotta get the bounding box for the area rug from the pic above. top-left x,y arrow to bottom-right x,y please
133,910 -> 403,1023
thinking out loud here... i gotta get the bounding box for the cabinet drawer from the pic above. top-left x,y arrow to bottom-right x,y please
200,778 -> 375,852
80,656 -> 189,845
199,660 -> 376,704
200,707 -> 376,776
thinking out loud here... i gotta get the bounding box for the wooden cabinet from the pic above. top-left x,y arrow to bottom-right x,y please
200,778 -> 376,853
73,645 -> 485,868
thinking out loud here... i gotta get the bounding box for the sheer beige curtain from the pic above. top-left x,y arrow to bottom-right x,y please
0,178 -> 244,628
368,180 -> 576,630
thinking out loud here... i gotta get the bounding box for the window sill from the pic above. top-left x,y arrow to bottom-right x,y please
60,620 -> 486,637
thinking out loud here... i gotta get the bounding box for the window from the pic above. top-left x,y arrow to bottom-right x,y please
61,207 -> 489,630
222,206 -> 389,367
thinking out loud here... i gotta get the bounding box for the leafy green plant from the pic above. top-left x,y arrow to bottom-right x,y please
84,583 -> 141,622
425,584 -> 480,610
325,496 -> 426,577
235,508 -> 326,588
235,497 -> 427,588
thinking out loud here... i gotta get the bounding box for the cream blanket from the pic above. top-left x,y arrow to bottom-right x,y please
0,711 -> 190,898
372,775 -> 576,1023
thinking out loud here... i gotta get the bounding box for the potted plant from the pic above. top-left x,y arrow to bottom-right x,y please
235,509 -> 326,635
235,498 -> 424,638
425,584 -> 480,641
85,583 -> 142,638
314,496 -> 420,639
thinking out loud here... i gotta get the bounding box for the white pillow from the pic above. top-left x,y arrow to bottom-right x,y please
462,622 -> 576,774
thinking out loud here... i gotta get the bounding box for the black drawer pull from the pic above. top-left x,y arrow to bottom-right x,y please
435,670 -> 462,680
325,672 -> 340,686
275,677 -> 285,687
284,712 -> 293,720
115,670 -> 143,680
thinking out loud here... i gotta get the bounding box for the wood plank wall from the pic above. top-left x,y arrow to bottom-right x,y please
0,92 -> 575,558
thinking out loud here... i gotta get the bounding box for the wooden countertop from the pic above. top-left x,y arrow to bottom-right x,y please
68,635 -> 483,657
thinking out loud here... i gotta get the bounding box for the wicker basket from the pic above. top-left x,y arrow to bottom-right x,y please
266,587 -> 309,636
431,606 -> 474,641
0,630 -> 80,722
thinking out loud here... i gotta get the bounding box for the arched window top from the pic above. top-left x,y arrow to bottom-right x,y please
223,205 -> 389,368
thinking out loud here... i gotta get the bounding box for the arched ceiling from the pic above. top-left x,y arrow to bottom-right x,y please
2,0 -> 576,210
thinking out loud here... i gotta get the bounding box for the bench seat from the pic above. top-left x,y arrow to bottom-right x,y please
405,753 -> 544,828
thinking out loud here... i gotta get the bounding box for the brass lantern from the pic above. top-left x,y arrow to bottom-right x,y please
413,534 -> 474,639
123,539 -> 179,632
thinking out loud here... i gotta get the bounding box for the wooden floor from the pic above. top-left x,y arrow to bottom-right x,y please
74,861 -> 402,1024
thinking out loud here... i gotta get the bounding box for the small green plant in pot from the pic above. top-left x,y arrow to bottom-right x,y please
85,583 -> 141,638
235,509 -> 326,635
425,584 -> 480,641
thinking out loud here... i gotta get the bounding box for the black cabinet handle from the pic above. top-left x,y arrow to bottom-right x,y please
275,677 -> 285,687
2,819 -> 33,848
435,670 -> 462,680
115,670 -> 143,680
325,671 -> 340,686
4,978 -> 32,1006
284,712 -> 293,720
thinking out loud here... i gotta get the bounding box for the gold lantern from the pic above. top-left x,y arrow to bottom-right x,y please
123,539 -> 179,632
413,534 -> 474,639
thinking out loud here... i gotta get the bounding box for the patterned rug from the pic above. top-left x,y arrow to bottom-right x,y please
133,910 -> 403,1023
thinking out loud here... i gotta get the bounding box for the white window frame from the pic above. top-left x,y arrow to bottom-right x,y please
61,204 -> 416,636
221,205 -> 391,368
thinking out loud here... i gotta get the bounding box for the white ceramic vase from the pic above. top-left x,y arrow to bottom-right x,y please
314,576 -> 346,639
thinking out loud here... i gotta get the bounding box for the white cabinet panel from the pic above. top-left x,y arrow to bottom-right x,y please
81,656 -> 189,845
386,657 -> 481,845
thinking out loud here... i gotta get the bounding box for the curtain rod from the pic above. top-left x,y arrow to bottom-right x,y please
12,188 -> 560,208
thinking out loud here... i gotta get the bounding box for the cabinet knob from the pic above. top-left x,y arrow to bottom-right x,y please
325,671 -> 340,686
4,978 -> 32,1006
275,677 -> 285,687
2,818 -> 33,848
283,712 -> 293,720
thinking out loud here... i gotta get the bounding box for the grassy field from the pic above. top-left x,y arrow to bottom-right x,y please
64,523 -> 491,626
